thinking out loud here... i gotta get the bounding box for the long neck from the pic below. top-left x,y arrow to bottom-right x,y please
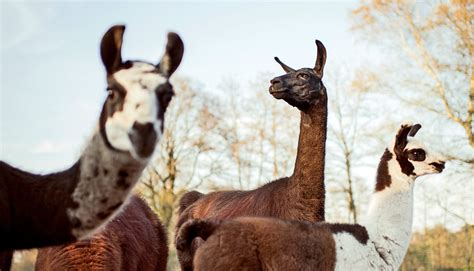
289,96 -> 327,219
365,158 -> 415,268
68,129 -> 146,238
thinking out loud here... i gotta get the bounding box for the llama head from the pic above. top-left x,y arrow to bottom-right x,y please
391,123 -> 445,178
98,25 -> 184,160
269,40 -> 327,111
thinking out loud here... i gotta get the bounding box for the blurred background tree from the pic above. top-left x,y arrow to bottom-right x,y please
351,0 -> 473,269
351,0 -> 473,164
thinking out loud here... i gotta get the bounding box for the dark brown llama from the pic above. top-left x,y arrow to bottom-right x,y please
175,40 -> 328,270
36,195 -> 168,271
179,124 -> 446,271
0,25 -> 183,271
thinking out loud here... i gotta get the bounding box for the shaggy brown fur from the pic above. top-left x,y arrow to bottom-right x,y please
176,40 -> 328,270
190,217 -> 337,271
36,195 -> 168,271
0,161 -> 81,250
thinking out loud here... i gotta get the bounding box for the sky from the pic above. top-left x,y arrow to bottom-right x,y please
1,1 -> 372,172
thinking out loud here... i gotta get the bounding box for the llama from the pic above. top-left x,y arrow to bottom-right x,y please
175,40 -> 328,270
35,195 -> 168,271
177,123 -> 446,271
0,25 -> 183,270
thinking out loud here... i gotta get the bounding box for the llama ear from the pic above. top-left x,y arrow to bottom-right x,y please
274,57 -> 295,73
100,25 -> 125,74
314,40 -> 326,78
158,32 -> 184,78
395,124 -> 412,151
408,123 -> 422,137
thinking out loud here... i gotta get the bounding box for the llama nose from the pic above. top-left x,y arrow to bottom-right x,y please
430,161 -> 445,172
270,78 -> 281,87
128,122 -> 157,158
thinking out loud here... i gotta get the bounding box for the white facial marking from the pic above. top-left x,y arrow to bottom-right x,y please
404,139 -> 444,176
389,134 -> 445,179
105,62 -> 167,159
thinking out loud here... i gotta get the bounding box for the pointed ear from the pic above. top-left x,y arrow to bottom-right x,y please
100,25 -> 125,74
314,40 -> 326,78
408,123 -> 422,137
158,32 -> 184,78
395,123 -> 412,151
274,57 -> 295,73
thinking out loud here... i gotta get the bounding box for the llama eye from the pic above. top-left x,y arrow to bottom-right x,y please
408,149 -> 426,161
108,89 -> 115,100
298,73 -> 309,80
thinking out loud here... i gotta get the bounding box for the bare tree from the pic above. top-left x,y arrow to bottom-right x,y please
351,0 -> 473,163
246,74 -> 299,185
210,75 -> 299,190
324,65 -> 378,223
351,1 -> 473,268
139,79 -> 223,229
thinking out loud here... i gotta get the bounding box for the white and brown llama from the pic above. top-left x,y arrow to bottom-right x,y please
176,40 -> 328,270
0,25 -> 184,270
177,123 -> 446,270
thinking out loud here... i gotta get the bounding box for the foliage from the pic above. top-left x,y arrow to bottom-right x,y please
401,224 -> 473,270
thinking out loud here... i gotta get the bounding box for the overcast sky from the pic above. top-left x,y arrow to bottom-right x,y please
1,1 -> 372,172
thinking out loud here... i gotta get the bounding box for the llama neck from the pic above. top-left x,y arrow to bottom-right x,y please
365,158 -> 415,268
68,128 -> 147,238
289,96 -> 327,218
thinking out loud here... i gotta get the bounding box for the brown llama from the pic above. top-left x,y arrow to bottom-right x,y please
175,40 -> 328,270
36,195 -> 168,271
179,124 -> 446,271
0,25 -> 183,271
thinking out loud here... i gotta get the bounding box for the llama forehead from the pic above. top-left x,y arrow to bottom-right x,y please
404,139 -> 427,152
113,62 -> 168,92
298,67 -> 317,74
109,61 -> 167,120
281,67 -> 320,80
390,137 -> 425,153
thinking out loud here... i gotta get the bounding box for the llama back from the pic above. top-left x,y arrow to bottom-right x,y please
193,217 -> 338,271
177,177 -> 297,228
175,178 -> 307,271
178,190 -> 204,216
36,195 -> 168,271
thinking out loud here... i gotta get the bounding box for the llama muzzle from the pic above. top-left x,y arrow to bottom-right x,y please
128,122 -> 157,158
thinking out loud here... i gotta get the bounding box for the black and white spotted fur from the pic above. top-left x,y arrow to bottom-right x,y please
0,25 -> 183,270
